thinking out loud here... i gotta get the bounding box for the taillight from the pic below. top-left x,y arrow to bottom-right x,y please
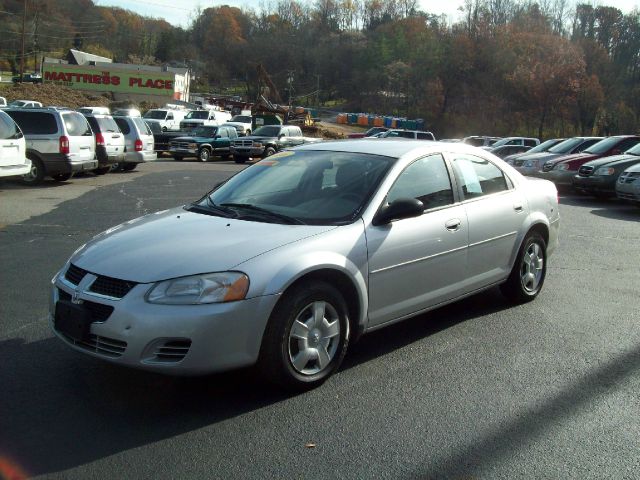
95,133 -> 105,146
134,139 -> 143,151
59,135 -> 70,155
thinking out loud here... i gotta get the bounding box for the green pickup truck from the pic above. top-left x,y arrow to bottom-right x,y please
168,125 -> 238,162
230,125 -> 321,164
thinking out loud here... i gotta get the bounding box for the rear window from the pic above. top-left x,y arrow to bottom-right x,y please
114,117 -> 131,135
95,116 -> 119,133
0,111 -> 22,140
6,110 -> 58,134
62,112 -> 92,136
133,117 -> 152,135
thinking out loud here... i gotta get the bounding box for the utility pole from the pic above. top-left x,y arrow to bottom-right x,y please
315,74 -> 321,107
19,0 -> 27,82
286,70 -> 294,107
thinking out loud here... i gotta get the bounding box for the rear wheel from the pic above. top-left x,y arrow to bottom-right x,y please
233,155 -> 247,164
257,280 -> 350,391
262,147 -> 276,158
198,148 -> 211,162
22,157 -> 45,185
122,163 -> 137,171
94,166 -> 111,175
51,173 -> 72,182
500,232 -> 547,304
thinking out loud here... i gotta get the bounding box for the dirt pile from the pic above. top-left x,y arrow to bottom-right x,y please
0,83 -> 112,109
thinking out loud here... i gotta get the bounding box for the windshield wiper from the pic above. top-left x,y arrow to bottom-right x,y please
185,197 -> 235,218
219,203 -> 306,225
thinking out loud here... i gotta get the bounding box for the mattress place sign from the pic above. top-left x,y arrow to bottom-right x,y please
42,64 -> 177,95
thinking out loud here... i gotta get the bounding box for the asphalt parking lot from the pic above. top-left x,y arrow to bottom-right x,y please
1,160 -> 639,479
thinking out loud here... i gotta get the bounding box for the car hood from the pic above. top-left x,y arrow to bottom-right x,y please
72,207 -> 336,283
581,154 -> 640,169
548,153 -> 598,166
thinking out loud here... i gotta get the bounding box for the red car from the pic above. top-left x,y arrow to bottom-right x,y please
535,135 -> 640,188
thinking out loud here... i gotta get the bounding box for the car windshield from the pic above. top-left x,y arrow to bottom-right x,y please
8,101 -> 26,107
490,138 -> 515,148
230,115 -> 251,123
547,137 -> 584,153
144,110 -> 166,120
192,126 -> 217,137
198,150 -> 395,225
584,137 -> 631,154
185,111 -> 209,119
625,143 -> 640,156
527,139 -> 562,153
252,126 -> 281,136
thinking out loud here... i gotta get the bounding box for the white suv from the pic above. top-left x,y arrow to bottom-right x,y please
0,110 -> 30,178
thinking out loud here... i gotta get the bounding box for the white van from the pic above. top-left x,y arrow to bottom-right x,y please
142,109 -> 188,131
0,110 -> 30,177
180,109 -> 232,130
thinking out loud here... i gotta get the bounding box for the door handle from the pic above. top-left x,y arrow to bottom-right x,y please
513,203 -> 524,213
445,218 -> 461,231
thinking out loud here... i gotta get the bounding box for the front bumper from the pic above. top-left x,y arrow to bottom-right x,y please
616,182 -> 640,203
572,175 -> 615,194
50,272 -> 280,375
231,146 -> 265,158
534,169 -> 576,186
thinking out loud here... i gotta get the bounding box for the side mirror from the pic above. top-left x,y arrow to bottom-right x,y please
215,135 -> 221,139
279,134 -> 285,139
373,198 -> 424,226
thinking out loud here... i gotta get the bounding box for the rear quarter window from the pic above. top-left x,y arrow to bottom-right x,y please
133,117 -> 152,135
0,112 -> 21,139
114,118 -> 131,135
7,111 -> 58,134
62,112 -> 92,136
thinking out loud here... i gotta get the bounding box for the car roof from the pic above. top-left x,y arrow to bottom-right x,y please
294,138 -> 485,159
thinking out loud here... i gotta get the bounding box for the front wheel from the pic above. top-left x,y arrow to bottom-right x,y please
233,155 -> 247,164
22,157 -> 45,185
262,147 -> 276,158
500,232 -> 547,304
257,280 -> 350,391
94,166 -> 111,175
198,148 -> 210,162
122,163 -> 137,171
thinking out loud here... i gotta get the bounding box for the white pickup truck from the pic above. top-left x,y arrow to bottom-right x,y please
143,109 -> 188,131
180,109 -> 232,130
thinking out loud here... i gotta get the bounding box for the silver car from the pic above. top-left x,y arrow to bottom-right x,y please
50,140 -> 560,390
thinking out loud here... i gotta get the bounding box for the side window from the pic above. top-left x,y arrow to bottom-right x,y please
219,128 -> 228,138
617,138 -> 640,152
62,113 -> 92,136
387,154 -> 454,210
114,118 -> 131,135
524,139 -> 537,147
0,113 -> 21,139
398,131 -> 414,139
576,139 -> 598,152
417,132 -> 434,140
229,128 -> 237,138
505,139 -> 519,146
452,154 -> 509,199
8,111 -> 58,134
167,113 -> 174,120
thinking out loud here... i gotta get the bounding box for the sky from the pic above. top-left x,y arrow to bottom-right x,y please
95,0 -> 639,27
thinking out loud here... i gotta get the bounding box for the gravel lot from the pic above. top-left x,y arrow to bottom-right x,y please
1,160 -> 639,479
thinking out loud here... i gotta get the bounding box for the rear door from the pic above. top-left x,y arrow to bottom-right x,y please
97,116 -> 124,156
132,117 -> 155,152
61,112 -> 94,162
114,117 -> 133,152
0,112 -> 24,166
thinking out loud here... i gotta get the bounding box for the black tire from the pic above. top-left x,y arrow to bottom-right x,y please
500,231 -> 547,304
233,155 -> 247,164
198,148 -> 211,162
257,280 -> 350,391
94,166 -> 111,175
51,173 -> 72,182
262,147 -> 276,158
22,157 -> 45,185
122,163 -> 137,171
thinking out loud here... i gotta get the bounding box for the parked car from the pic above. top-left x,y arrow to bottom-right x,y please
572,143 -> 640,198
462,136 -> 501,147
7,100 -> 43,108
5,107 -> 97,184
0,96 -> 7,107
0,110 -> 30,178
513,137 -> 603,175
82,114 -> 126,174
143,108 -> 188,132
503,138 -> 565,165
230,124 -> 321,164
482,137 -> 539,150
224,115 -> 253,136
169,125 -> 238,162
180,109 -> 232,130
12,73 -> 42,83
347,127 -> 389,139
78,107 -> 110,115
536,136 -> 640,188
112,108 -> 141,117
378,129 -> 436,140
49,140 -> 559,390
490,144 -> 531,158
113,115 -> 157,170
616,163 -> 640,206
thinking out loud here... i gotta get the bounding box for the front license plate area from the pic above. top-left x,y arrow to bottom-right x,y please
55,300 -> 92,341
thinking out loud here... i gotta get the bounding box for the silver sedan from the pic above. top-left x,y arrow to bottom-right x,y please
50,140 -> 560,390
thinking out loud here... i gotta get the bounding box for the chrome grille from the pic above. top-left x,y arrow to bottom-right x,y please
65,264 -> 87,285
182,122 -> 200,129
152,340 -> 192,363
578,165 -> 594,176
58,289 -> 114,322
61,332 -> 127,358
89,275 -> 136,299
234,140 -> 253,147
619,172 -> 640,184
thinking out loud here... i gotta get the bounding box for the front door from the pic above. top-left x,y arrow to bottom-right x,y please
366,154 -> 469,328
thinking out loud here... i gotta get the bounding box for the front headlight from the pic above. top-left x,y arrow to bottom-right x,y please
253,142 -> 262,148
595,167 -> 615,176
146,272 -> 249,304
556,164 -> 570,171
189,143 -> 198,149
